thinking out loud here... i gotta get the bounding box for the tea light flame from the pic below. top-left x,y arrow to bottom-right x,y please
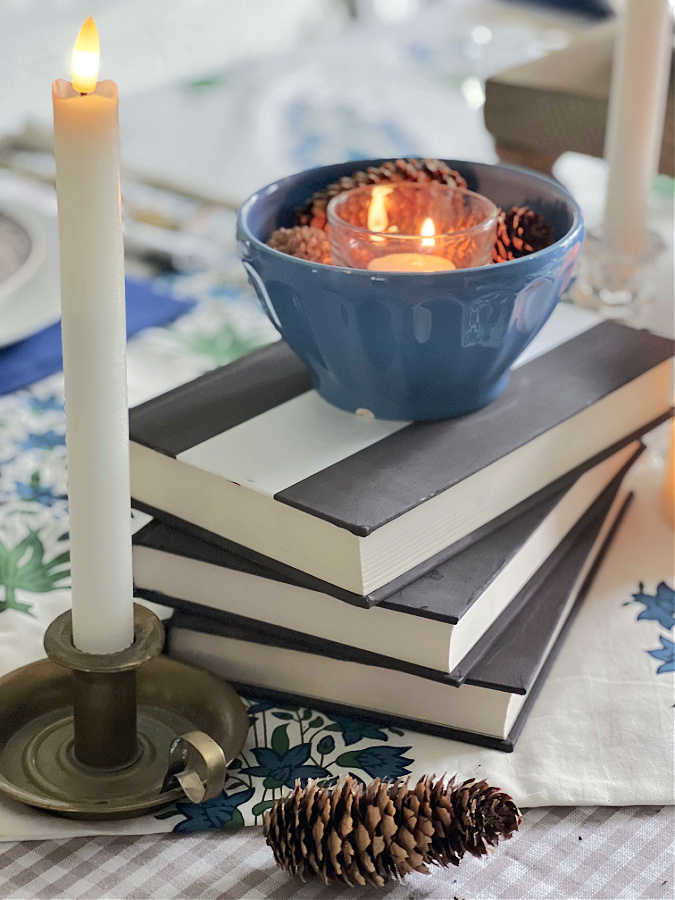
420,218 -> 436,247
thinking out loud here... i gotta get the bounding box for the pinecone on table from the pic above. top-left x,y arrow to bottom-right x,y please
264,775 -> 521,887
296,159 -> 468,230
267,225 -> 332,264
492,206 -> 555,263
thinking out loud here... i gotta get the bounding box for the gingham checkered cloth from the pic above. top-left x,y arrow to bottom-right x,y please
0,806 -> 673,900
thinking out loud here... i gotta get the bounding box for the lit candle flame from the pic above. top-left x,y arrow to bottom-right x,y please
367,185 -> 393,233
72,17 -> 100,94
420,218 -> 436,247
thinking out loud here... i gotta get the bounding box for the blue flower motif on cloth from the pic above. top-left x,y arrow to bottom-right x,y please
18,430 -> 66,453
325,716 -> 390,746
157,786 -> 255,834
15,472 -> 67,507
286,99 -> 417,170
625,582 -> 675,678
28,395 -> 64,415
627,582 -> 675,631
335,745 -> 414,780
1,429 -> 66,466
241,725 -> 331,789
647,636 -> 675,675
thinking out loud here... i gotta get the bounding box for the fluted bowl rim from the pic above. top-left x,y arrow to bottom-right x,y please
237,157 -> 583,277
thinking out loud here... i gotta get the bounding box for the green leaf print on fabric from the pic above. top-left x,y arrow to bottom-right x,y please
174,328 -> 265,367
0,531 -> 70,616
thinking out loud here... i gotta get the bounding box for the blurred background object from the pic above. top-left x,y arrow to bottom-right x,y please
0,0 -> 594,278
0,0 -> 671,337
0,0 -> 601,197
484,21 -> 674,176
0,0 -> 350,135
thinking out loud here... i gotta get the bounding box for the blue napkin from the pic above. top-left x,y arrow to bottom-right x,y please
504,0 -> 613,17
0,277 -> 193,396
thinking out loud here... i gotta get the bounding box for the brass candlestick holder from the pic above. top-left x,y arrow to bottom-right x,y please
0,604 -> 249,820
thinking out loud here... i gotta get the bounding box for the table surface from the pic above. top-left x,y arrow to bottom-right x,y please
1,2 -> 673,898
1,807 -> 674,900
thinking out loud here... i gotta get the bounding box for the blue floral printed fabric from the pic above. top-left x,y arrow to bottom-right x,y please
626,583 -> 675,675
157,706 -> 414,832
0,9 -> 673,831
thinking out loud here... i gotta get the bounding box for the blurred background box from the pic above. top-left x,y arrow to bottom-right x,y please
484,21 -> 674,176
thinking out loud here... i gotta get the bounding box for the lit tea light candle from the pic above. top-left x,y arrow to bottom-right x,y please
367,253 -> 456,272
368,218 -> 456,272
52,18 -> 135,654
328,181 -> 496,270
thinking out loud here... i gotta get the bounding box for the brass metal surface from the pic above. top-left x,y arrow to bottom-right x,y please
44,604 -> 165,673
0,655 -> 250,820
44,604 -> 166,770
72,670 -> 138,768
166,731 -> 228,803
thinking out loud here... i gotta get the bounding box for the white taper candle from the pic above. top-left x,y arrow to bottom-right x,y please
52,19 -> 134,654
603,0 -> 672,257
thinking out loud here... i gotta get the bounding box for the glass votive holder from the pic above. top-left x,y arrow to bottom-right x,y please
567,226 -> 666,325
327,182 -> 498,272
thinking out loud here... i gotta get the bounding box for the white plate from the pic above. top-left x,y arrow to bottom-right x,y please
0,201 -> 46,306
0,197 -> 61,348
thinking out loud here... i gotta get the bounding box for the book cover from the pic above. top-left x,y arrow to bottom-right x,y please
130,306 -> 672,596
134,443 -> 639,674
169,487 -> 631,751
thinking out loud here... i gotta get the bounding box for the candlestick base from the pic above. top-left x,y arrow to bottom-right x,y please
568,228 -> 665,325
0,605 -> 249,820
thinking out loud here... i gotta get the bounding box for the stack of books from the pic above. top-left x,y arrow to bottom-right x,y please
129,307 -> 673,751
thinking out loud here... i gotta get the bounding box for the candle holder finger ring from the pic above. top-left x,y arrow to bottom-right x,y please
0,604 -> 248,820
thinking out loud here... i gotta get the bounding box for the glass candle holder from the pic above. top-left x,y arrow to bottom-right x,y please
567,226 -> 666,325
327,182 -> 498,272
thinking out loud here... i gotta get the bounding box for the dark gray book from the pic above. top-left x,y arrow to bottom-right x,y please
134,443 -> 640,674
168,484 -> 632,752
129,311 -> 672,598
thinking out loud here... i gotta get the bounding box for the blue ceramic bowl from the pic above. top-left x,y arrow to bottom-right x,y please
237,159 -> 583,421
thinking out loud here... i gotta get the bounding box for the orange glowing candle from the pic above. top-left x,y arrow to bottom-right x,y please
367,218 -> 456,272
